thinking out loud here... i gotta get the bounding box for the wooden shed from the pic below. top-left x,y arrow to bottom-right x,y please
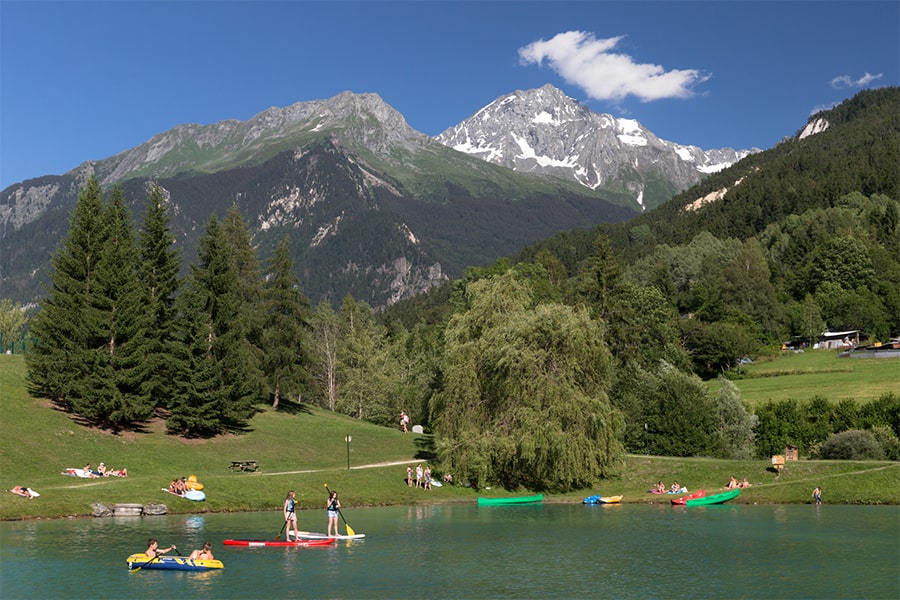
785,444 -> 799,461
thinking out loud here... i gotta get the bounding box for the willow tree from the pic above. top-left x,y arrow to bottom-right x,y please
434,272 -> 624,492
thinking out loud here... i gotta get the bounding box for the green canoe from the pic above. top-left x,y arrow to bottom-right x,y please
685,488 -> 740,506
477,494 -> 544,506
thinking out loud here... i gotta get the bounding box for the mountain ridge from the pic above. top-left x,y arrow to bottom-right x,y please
0,85 -> 784,308
436,84 -> 756,211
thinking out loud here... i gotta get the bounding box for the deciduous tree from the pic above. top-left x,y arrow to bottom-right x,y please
435,273 -> 624,491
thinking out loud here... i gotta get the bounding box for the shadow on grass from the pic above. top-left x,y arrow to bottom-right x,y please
414,435 -> 437,462
271,399 -> 314,415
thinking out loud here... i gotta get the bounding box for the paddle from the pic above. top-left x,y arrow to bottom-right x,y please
133,554 -> 161,572
274,516 -> 290,541
134,544 -> 177,572
324,483 -> 356,537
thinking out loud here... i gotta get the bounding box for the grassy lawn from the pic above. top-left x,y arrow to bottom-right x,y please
1,353 -> 897,521
714,349 -> 899,407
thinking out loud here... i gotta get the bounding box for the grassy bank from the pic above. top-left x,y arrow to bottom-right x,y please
2,354 -> 897,521
715,348 -> 899,407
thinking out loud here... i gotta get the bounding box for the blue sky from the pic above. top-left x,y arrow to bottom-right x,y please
1,1 -> 897,189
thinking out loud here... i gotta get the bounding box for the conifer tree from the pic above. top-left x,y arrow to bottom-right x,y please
27,177 -> 107,408
80,186 -> 154,428
222,204 -> 265,398
259,236 -> 313,409
137,183 -> 181,409
168,215 -> 259,436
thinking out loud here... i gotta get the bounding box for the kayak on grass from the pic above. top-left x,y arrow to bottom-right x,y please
583,494 -> 622,504
670,489 -> 707,505
126,553 -> 223,571
685,488 -> 740,506
223,538 -> 336,547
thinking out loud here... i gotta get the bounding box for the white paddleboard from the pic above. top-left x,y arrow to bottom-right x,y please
289,531 -> 365,540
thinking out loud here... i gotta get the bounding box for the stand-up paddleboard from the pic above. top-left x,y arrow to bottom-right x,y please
289,530 -> 366,541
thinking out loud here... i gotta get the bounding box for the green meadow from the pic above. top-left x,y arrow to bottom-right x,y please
1,353 -> 897,521
717,349 -> 900,407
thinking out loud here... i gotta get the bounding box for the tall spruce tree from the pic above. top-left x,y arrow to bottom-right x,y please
81,186 -> 155,428
27,181 -> 152,429
259,236 -> 314,409
168,215 -> 259,436
222,205 -> 265,399
137,183 -> 181,409
27,177 -> 107,408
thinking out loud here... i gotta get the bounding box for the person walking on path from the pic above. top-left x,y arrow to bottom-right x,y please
284,490 -> 300,541
326,490 -> 341,537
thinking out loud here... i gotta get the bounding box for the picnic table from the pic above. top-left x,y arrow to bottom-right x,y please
229,460 -> 258,472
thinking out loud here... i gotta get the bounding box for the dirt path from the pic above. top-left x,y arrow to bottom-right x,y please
52,460 -> 416,489
256,459 -> 414,477
750,463 -> 899,489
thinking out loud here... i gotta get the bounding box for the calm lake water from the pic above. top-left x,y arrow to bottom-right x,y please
1,503 -> 897,599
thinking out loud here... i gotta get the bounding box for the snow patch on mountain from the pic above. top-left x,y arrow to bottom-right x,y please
436,84 -> 757,211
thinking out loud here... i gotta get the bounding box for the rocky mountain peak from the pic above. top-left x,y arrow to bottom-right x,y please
437,84 -> 756,211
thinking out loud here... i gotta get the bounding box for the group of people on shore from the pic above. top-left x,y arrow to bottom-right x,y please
725,476 -> 752,489
406,463 -> 436,489
167,476 -> 197,496
84,462 -> 127,477
649,480 -> 688,494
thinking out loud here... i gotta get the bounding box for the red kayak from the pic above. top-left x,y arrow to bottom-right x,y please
671,489 -> 707,505
223,538 -> 335,547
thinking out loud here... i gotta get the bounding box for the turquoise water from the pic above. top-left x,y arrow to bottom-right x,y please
1,504 -> 897,599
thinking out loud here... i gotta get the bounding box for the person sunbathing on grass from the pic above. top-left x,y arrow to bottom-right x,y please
10,486 -> 35,499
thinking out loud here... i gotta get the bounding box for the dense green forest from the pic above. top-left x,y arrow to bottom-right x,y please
4,88 -> 899,492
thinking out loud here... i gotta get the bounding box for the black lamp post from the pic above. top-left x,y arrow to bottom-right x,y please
345,435 -> 352,470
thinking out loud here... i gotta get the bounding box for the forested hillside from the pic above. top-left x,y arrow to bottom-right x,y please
7,88 -> 899,493
510,87 -> 900,346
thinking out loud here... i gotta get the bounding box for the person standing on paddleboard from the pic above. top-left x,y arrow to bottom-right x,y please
326,490 -> 341,537
283,490 -> 300,541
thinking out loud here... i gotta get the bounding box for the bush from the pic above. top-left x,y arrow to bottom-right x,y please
818,429 -> 883,460
869,425 -> 900,460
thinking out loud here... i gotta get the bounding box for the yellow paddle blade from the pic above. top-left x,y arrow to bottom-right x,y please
345,522 -> 355,537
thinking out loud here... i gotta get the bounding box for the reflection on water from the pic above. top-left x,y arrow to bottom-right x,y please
1,504 -> 897,599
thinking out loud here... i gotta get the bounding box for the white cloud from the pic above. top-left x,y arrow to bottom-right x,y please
518,31 -> 709,102
829,72 -> 883,89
